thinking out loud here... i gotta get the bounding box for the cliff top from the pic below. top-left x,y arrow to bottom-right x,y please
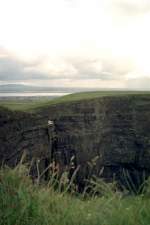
0,91 -> 150,112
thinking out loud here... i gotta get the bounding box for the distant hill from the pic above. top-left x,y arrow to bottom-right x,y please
0,84 -> 109,93
0,84 -> 39,92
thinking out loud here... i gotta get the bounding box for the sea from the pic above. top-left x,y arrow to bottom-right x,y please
0,92 -> 70,97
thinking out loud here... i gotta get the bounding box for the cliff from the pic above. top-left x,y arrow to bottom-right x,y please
0,94 -> 150,188
0,107 -> 55,178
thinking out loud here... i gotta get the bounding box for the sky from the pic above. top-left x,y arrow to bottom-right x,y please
0,0 -> 150,90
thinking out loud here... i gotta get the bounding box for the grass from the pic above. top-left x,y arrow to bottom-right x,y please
0,99 -> 53,112
1,164 -> 150,225
0,91 -> 150,112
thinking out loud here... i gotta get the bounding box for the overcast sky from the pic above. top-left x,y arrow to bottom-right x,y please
0,0 -> 150,89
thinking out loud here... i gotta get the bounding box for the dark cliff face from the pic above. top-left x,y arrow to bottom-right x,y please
38,95 -> 150,187
0,107 -> 53,177
0,95 -> 150,188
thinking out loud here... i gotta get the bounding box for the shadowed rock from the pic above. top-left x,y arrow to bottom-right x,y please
0,95 -> 150,189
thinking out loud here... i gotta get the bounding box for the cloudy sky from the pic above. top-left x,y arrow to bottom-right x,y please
0,0 -> 150,89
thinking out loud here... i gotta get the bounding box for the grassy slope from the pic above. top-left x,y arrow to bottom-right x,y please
1,165 -> 150,225
0,99 -> 52,112
0,91 -> 150,112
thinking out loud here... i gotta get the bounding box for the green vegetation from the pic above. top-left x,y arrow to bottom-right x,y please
0,91 -> 150,112
0,98 -> 53,112
1,165 -> 150,225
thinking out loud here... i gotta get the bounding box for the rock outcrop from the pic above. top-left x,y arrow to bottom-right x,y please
0,107 -> 54,178
0,94 -> 150,188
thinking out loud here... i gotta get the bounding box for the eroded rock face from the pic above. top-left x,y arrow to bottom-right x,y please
38,95 -> 150,188
0,95 -> 150,188
0,107 -> 54,177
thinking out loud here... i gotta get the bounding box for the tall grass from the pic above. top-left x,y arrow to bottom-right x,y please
1,164 -> 150,225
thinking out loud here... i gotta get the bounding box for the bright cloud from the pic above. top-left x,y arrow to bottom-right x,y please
0,0 -> 150,89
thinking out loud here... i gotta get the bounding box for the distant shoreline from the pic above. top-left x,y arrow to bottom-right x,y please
0,92 -> 70,97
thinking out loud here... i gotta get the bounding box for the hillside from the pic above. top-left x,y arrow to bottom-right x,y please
0,91 -> 150,111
